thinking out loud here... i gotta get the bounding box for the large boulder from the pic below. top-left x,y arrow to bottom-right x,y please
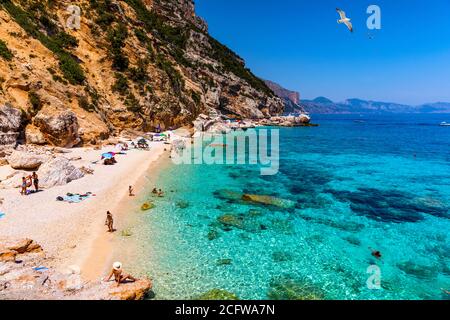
38,157 -> 84,188
6,150 -> 49,170
25,125 -> 46,145
0,104 -> 23,146
109,279 -> 152,300
33,111 -> 80,147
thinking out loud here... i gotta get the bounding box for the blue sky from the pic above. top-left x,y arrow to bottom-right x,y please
196,0 -> 450,105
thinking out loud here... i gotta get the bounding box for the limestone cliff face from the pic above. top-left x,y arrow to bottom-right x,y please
0,0 -> 283,147
264,80 -> 304,114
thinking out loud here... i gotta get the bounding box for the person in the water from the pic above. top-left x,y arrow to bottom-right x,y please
369,247 -> 382,259
152,187 -> 158,194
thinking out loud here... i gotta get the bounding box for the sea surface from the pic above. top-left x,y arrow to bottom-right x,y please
123,114 -> 450,300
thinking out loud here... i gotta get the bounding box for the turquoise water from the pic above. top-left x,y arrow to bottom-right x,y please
127,114 -> 450,300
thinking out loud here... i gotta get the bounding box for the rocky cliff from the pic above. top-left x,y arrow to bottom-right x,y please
264,80 -> 304,114
0,0 -> 283,147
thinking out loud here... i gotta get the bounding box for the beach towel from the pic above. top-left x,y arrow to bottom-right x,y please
0,212 -> 5,219
57,192 -> 94,203
33,266 -> 49,272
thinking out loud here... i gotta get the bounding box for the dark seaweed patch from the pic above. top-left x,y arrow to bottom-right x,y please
326,188 -> 449,223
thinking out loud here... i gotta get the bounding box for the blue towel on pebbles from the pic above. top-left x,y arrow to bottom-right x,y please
0,212 -> 5,219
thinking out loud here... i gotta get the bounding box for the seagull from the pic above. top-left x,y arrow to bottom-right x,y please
336,8 -> 353,32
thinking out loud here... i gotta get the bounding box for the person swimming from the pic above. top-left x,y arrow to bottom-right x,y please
369,247 -> 382,259
152,187 -> 158,194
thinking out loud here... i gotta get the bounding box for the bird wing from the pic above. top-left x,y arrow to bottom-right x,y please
344,20 -> 353,32
336,8 -> 346,20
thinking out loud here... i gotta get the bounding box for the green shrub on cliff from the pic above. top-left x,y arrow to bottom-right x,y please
0,39 -> 13,61
0,0 -> 85,85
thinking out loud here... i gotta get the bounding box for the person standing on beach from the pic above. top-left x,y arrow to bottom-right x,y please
129,186 -> 134,197
105,211 -> 114,232
20,177 -> 27,195
32,172 -> 39,192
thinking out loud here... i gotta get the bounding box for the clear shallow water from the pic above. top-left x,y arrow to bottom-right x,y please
125,114 -> 450,300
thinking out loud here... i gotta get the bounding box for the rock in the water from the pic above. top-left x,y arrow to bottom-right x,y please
109,278 -> 152,300
196,289 -> 239,300
216,259 -> 232,266
38,157 -> 84,188
267,275 -> 325,300
6,150 -> 49,170
34,111 -> 80,147
0,104 -> 23,146
242,194 -> 295,209
217,214 -> 245,230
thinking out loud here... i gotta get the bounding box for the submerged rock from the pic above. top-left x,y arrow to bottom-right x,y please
397,262 -> 439,280
213,189 -> 243,202
216,259 -> 232,266
38,157 -> 84,188
207,229 -> 220,241
327,187 -> 449,223
242,194 -> 295,209
272,251 -> 293,263
195,289 -> 239,300
217,214 -> 245,230
267,275 -> 325,300
176,200 -> 189,209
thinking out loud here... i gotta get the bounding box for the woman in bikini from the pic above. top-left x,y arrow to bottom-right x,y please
104,262 -> 137,287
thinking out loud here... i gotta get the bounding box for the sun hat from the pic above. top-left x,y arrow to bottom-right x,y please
113,262 -> 122,270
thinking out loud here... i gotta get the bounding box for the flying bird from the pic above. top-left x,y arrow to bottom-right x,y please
336,8 -> 353,32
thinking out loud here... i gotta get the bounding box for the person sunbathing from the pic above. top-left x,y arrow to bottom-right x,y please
104,262 -> 137,287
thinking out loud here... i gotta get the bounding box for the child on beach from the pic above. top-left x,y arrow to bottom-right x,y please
105,211 -> 114,232
20,177 -> 27,195
104,262 -> 137,287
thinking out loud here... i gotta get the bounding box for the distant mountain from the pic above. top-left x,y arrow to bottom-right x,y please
301,97 -> 450,114
264,80 -> 304,114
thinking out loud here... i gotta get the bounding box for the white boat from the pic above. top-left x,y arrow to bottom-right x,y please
440,122 -> 450,126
